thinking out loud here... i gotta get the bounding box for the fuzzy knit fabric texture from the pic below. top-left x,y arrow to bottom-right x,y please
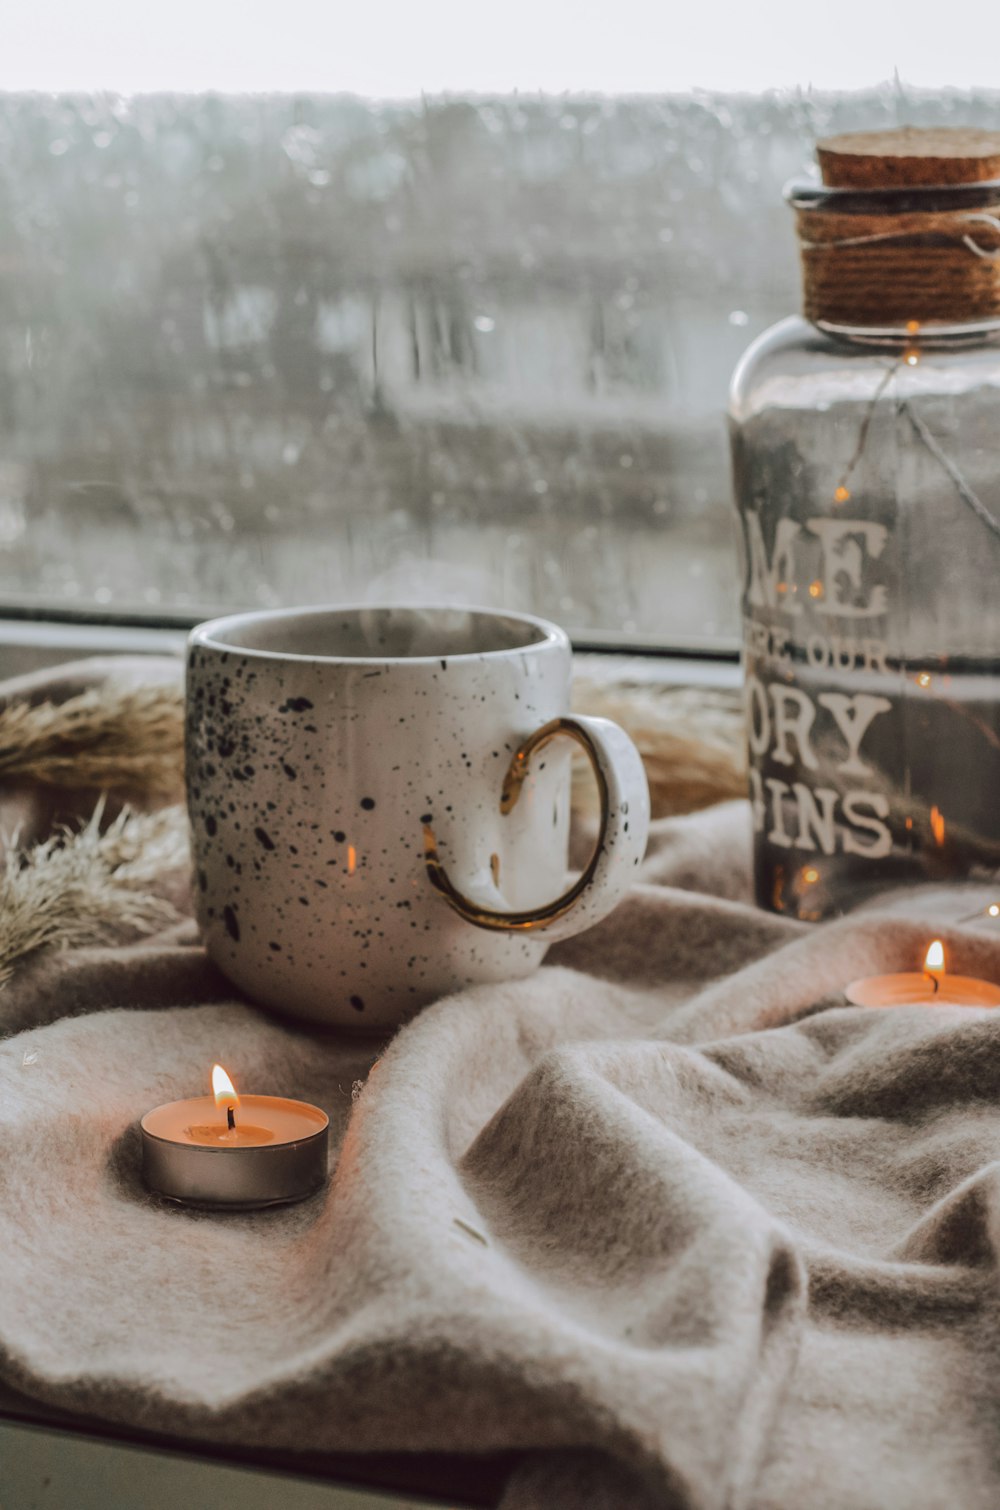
3,661 -> 1000,1509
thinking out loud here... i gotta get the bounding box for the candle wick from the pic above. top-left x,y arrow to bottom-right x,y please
227,1105 -> 236,1130
924,971 -> 940,995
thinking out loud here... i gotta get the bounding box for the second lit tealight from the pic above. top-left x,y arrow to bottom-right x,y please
845,939 -> 1000,1009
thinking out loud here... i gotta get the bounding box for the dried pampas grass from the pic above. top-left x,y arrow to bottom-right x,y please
572,677 -> 745,818
0,682 -> 186,800
0,803 -> 187,988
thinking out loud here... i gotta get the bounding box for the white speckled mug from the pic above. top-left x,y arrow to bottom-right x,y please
186,605 -> 650,1029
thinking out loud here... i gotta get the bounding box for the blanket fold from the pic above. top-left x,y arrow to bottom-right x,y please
2,659 -> 1000,1510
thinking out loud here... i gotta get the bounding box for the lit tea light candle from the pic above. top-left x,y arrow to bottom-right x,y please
141,1064 -> 329,1209
845,940 -> 1000,1009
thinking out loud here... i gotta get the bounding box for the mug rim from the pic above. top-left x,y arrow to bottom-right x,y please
189,602 -> 570,666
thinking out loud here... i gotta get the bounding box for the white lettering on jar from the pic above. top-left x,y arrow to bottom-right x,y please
841,791 -> 892,858
765,777 -> 795,847
770,685 -> 820,770
742,510 -> 890,620
816,692 -> 893,777
793,783 -> 839,854
746,674 -> 771,758
740,508 -> 897,869
745,513 -> 804,614
748,766 -> 766,832
805,517 -> 889,619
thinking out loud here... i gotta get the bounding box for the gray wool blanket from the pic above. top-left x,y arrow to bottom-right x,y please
2,664 -> 1000,1509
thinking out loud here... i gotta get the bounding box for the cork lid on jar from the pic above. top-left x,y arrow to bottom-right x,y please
816,127 -> 1000,189
792,127 -> 1000,328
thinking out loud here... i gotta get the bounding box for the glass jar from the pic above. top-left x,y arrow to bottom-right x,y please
729,138 -> 1000,920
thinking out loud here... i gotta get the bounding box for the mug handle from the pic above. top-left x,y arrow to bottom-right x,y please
422,715 -> 650,941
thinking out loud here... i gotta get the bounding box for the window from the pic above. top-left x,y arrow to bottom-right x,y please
1,6 -> 993,645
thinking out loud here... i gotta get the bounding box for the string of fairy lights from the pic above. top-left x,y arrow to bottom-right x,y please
785,331 -> 1000,911
958,902 -> 1000,924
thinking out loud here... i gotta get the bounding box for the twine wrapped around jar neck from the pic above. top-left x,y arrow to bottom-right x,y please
791,129 -> 1000,331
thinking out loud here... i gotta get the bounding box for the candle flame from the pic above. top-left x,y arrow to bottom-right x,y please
924,940 -> 945,975
211,1063 -> 240,1109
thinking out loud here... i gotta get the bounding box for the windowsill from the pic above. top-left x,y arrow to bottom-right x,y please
0,615 -> 740,689
0,1386 -> 509,1508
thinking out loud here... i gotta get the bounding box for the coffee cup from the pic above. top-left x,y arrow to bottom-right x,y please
186,604 -> 649,1029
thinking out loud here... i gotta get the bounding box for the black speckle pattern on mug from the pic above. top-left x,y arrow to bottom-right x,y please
185,621 -> 573,1029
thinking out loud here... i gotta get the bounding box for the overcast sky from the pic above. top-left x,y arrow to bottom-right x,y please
4,0 -> 999,95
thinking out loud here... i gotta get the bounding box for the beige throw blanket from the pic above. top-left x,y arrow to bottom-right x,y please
2,662 -> 1000,1509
